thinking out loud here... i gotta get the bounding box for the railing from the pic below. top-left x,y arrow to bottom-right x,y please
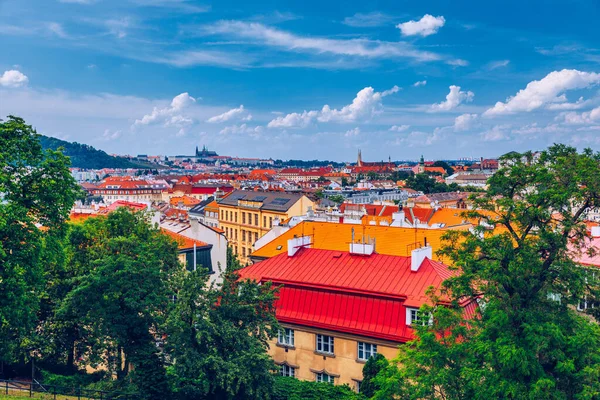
0,379 -> 140,400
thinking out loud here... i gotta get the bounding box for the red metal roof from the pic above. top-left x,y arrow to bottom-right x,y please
238,248 -> 457,342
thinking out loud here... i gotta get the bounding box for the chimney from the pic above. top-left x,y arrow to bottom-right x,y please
288,235 -> 311,257
411,246 -> 432,272
592,226 -> 600,238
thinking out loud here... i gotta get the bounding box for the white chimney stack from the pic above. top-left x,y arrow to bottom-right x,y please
411,246 -> 432,272
287,235 -> 311,257
592,226 -> 600,238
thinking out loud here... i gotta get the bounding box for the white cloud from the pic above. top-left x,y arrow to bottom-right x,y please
102,129 -> 122,140
204,21 -> 445,63
389,124 -> 410,132
47,22 -> 69,38
133,92 -> 196,133
511,123 -> 567,135
268,86 -> 399,128
207,105 -> 252,123
106,18 -> 131,39
397,15 -> 445,37
557,106 -> 600,125
413,80 -> 427,87
483,69 -> 600,116
344,127 -> 360,137
481,125 -> 510,141
219,123 -> 263,136
0,70 -> 28,88
454,113 -> 478,131
430,85 -> 474,112
486,59 -> 510,70
546,96 -> 592,111
342,12 -> 394,28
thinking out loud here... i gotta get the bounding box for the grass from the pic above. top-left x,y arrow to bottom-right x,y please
0,391 -> 88,400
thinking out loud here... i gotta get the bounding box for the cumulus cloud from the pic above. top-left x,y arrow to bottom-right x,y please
47,22 -> 69,38
397,15 -> 445,37
268,86 -> 399,128
133,92 -> 196,134
483,69 -> 600,117
481,125 -> 510,141
344,127 -> 360,137
454,113 -> 478,131
389,124 -> 410,132
219,123 -> 263,137
557,106 -> 600,125
0,70 -> 29,88
207,105 -> 252,123
102,129 -> 122,140
511,123 -> 567,135
430,85 -> 474,112
546,96 -> 592,111
413,80 -> 427,87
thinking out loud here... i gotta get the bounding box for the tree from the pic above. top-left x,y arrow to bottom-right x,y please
432,160 -> 454,176
328,194 -> 345,204
0,116 -> 80,365
374,145 -> 600,399
360,353 -> 388,398
271,376 -> 362,400
165,256 -> 280,400
58,209 -> 180,399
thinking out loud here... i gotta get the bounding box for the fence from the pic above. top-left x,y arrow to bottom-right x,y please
0,379 -> 140,400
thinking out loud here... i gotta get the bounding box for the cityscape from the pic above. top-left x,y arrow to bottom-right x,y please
1,1 -> 600,399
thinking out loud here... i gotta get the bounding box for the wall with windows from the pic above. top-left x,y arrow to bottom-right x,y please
268,324 -> 399,391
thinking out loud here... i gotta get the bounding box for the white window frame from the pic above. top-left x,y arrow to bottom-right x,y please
280,364 -> 295,377
277,328 -> 295,347
316,334 -> 334,355
406,307 -> 432,326
357,342 -> 377,361
315,372 -> 334,384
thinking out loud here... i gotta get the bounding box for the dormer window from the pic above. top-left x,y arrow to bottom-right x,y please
406,307 -> 432,326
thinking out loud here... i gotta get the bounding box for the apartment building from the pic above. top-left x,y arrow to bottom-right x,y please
218,191 -> 314,264
238,241 -> 477,391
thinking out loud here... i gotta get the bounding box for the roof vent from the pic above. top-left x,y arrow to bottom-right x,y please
411,246 -> 432,272
287,235 -> 311,257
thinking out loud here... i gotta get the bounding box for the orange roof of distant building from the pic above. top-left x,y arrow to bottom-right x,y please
98,200 -> 148,214
160,229 -> 209,250
170,195 -> 201,207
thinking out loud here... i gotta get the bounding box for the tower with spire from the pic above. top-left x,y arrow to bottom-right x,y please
357,149 -> 363,167
418,155 -> 425,174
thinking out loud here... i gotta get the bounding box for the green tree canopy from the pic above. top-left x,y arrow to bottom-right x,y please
0,116 -> 79,364
374,145 -> 600,400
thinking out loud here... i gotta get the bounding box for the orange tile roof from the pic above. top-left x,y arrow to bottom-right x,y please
251,221 -> 450,260
169,195 -> 201,207
160,229 -> 209,250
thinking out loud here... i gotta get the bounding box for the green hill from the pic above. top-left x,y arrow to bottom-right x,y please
39,135 -> 152,169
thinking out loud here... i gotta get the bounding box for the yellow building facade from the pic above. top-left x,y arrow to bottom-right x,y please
218,191 -> 314,264
268,323 -> 399,391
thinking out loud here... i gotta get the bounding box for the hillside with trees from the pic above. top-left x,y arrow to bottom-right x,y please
39,135 -> 150,169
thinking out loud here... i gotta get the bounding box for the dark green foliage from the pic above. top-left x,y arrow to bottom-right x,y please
432,160 -> 454,175
272,376 -> 363,400
328,194 -> 345,204
0,116 -> 80,364
165,261 -> 280,400
58,209 -> 180,399
39,135 -> 149,169
374,145 -> 600,400
360,354 -> 388,398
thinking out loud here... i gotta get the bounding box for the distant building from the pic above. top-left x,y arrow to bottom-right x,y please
218,190 -> 315,264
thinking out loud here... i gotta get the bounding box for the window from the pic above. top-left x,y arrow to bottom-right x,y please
316,334 -> 334,354
242,230 -> 246,242
278,328 -> 295,347
235,212 -> 238,223
235,229 -> 238,240
264,216 -> 267,227
242,212 -> 246,224
254,214 -> 259,226
578,297 -> 599,311
280,364 -> 295,377
406,307 -> 432,326
255,232 -> 259,242
357,342 -> 377,361
315,372 -> 334,384
269,217 -> 273,228
242,247 -> 246,257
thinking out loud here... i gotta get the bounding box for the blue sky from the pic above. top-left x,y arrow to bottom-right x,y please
1,0 -> 599,161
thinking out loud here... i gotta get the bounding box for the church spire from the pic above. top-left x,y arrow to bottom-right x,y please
357,149 -> 362,167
